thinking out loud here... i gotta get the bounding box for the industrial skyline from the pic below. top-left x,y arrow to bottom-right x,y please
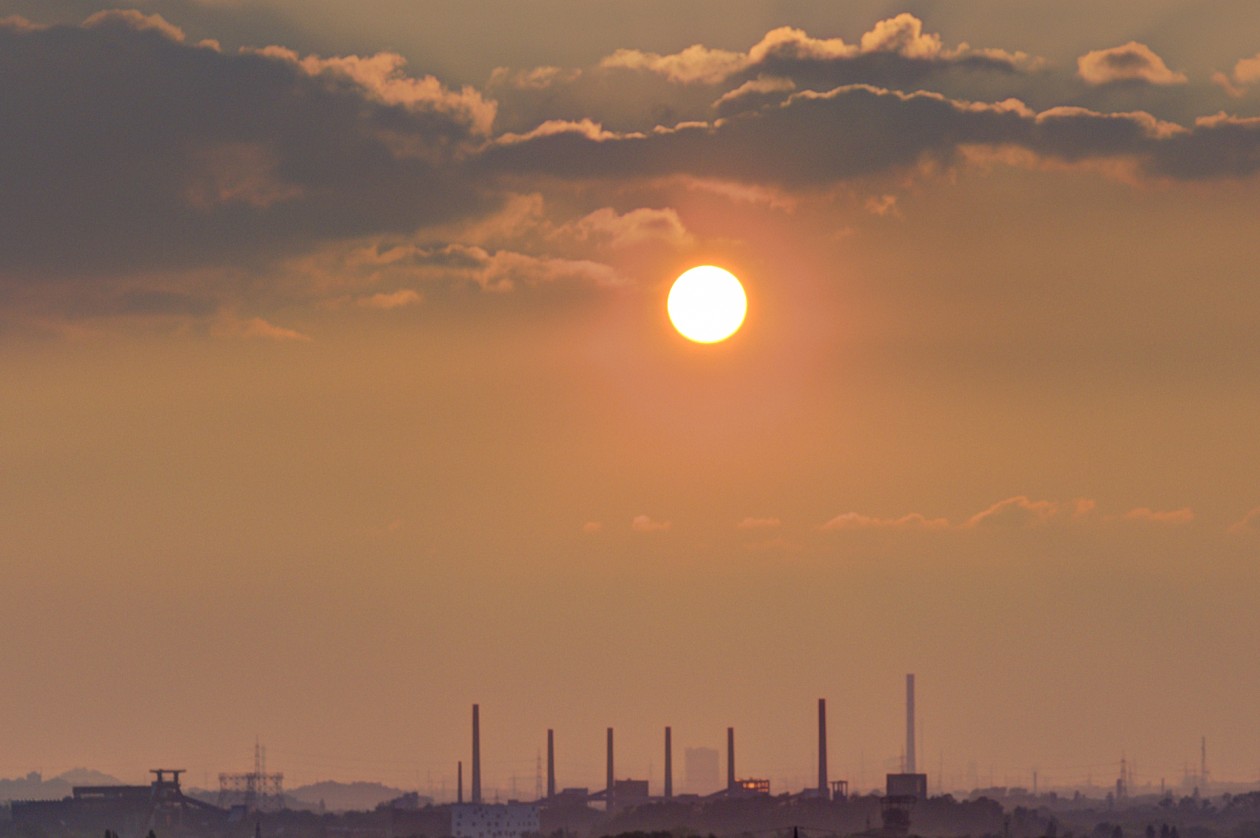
6,678 -> 1238,806
4,0 -> 1260,805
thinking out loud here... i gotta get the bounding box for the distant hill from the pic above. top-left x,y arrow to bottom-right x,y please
0,769 -> 126,802
287,781 -> 417,812
53,768 -> 124,786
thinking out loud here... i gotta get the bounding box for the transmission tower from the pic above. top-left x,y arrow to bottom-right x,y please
218,741 -> 285,812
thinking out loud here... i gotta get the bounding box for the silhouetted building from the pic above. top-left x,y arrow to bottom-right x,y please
883,773 -> 926,837
611,780 -> 649,810
12,769 -> 224,836
450,802 -> 539,838
886,774 -> 927,799
731,778 -> 771,797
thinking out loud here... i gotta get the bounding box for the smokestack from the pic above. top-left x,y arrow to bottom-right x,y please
664,727 -> 673,799
472,704 -> 482,804
905,674 -> 916,775
727,727 -> 736,790
547,729 -> 556,799
818,698 -> 828,797
457,761 -> 463,804
606,727 -> 615,810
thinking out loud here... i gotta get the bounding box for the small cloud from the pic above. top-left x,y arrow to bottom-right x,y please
737,516 -> 781,530
356,289 -> 422,309
864,194 -> 899,217
600,43 -> 748,85
214,314 -> 312,342
1227,506 -> 1260,536
821,511 -> 949,531
1077,42 -> 1187,86
1123,506 -> 1195,524
581,521 -> 603,534
0,15 -> 47,33
561,206 -> 693,249
488,65 -> 581,90
631,514 -> 671,532
1234,54 -> 1260,85
963,496 -> 1063,529
1212,53 -> 1260,97
858,13 -> 942,59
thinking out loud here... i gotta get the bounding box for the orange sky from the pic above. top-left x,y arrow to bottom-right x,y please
1,0 -> 1259,799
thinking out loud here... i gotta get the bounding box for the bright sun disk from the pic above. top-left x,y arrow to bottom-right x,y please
667,265 -> 747,344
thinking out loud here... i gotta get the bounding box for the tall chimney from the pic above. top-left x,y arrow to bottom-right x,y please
606,728 -> 615,810
727,727 -> 736,790
664,727 -> 673,799
547,729 -> 556,799
472,704 -> 482,804
905,674 -> 916,775
818,698 -> 829,797
457,760 -> 463,804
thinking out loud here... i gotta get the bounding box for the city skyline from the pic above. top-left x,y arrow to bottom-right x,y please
2,0 -> 1259,801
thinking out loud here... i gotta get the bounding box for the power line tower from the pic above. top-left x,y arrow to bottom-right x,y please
218,742 -> 285,812
535,751 -> 542,801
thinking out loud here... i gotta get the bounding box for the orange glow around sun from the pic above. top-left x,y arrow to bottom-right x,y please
667,265 -> 747,343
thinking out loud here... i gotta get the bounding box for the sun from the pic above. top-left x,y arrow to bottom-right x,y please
667,265 -> 747,344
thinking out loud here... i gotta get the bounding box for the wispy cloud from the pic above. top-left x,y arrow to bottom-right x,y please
1122,507 -> 1195,524
631,514 -> 671,532
1227,507 -> 1260,536
355,289 -> 423,309
821,511 -> 949,531
214,315 -> 312,342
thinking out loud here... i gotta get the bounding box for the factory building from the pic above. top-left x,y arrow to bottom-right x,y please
10,769 -> 225,837
449,802 -> 539,838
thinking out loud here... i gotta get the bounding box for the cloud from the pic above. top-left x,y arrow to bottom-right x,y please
864,194 -> 900,217
1122,507 -> 1195,524
631,514 -> 671,532
581,521 -> 603,534
560,206 -> 693,249
488,65 -> 581,91
1227,507 -> 1260,536
1213,53 -> 1260,98
600,14 -> 1037,91
347,242 -> 622,291
1077,42 -> 1188,86
82,9 -> 188,42
713,75 -> 796,115
821,511 -> 949,531
963,496 -> 1067,529
602,43 -> 747,85
818,497 -> 1199,534
355,289 -> 422,309
0,12 -> 490,281
736,517 -> 781,530
481,82 -> 1260,186
256,46 -> 496,134
213,314 -> 312,342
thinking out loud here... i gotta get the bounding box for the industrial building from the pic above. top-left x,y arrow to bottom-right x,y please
449,802 -> 539,838
10,769 -> 226,837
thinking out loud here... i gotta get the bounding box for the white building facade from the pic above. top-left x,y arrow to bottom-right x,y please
450,803 -> 540,838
